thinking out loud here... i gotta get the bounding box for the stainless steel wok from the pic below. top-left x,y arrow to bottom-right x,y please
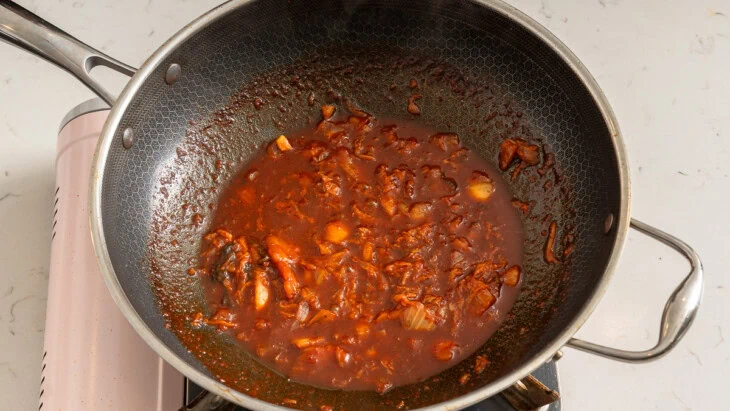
0,1 -> 703,409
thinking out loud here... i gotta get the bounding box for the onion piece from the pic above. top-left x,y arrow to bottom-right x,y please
499,139 -> 519,170
335,346 -> 351,367
291,336 -> 324,348
321,105 -> 336,120
354,322 -> 370,338
433,340 -> 458,361
307,309 -> 337,326
401,302 -> 436,331
409,202 -> 432,220
324,220 -> 350,244
295,301 -> 310,323
253,269 -> 269,311
264,235 -> 301,299
503,265 -> 521,286
275,135 -> 293,152
380,195 -> 398,217
471,288 -> 496,315
468,171 -> 495,201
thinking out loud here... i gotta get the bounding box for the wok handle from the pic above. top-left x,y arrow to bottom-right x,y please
0,0 -> 135,105
566,218 -> 704,362
180,390 -> 237,411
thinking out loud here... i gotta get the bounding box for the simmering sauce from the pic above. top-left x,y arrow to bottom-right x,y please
192,105 -> 524,392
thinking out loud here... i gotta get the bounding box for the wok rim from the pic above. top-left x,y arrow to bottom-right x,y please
88,0 -> 631,409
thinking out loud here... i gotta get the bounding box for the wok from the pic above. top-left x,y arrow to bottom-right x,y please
0,0 -> 703,410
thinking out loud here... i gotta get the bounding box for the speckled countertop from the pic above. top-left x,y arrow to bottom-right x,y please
1,1 -> 728,410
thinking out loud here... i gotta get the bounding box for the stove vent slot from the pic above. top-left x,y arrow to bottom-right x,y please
51,187 -> 59,242
38,350 -> 47,410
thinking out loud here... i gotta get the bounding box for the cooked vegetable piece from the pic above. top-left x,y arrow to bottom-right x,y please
335,346 -> 351,367
433,341 -> 458,361
325,220 -> 350,244
544,221 -> 560,264
430,133 -> 460,151
468,171 -> 495,201
409,202 -> 432,220
474,355 -> 489,374
362,242 -> 374,261
511,198 -> 530,215
499,139 -> 519,170
499,138 -> 541,174
407,94 -> 422,115
470,288 -> 496,315
206,308 -> 237,331
344,99 -> 370,119
265,235 -> 301,299
517,143 -> 540,165
254,268 -> 270,310
380,195 -> 398,217
292,336 -> 324,348
308,309 -> 337,326
354,322 -> 370,337
275,135 -> 293,152
295,301 -> 310,323
322,105 -> 336,120
401,302 -> 436,331
503,265 -> 521,286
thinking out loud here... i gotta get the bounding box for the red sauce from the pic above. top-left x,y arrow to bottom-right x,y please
192,106 -> 524,392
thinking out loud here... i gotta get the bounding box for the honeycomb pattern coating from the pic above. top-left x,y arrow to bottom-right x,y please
101,0 -> 622,408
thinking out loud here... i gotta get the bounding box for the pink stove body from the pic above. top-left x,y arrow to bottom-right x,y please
41,100 -> 184,411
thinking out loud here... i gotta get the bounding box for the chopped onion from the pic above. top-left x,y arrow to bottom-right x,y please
275,135 -> 293,152
325,220 -> 350,244
401,303 -> 436,331
503,265 -> 521,286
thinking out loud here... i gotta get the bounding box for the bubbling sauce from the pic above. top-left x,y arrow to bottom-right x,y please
192,106 -> 524,392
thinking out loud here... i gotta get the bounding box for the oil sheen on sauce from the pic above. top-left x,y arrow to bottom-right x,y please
194,108 -> 524,393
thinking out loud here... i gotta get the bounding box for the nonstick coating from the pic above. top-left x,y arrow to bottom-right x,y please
98,0 -> 622,409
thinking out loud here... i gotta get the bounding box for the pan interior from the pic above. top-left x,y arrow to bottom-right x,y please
100,0 -> 621,408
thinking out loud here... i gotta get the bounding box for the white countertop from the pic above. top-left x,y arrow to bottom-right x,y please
1,1 -> 727,410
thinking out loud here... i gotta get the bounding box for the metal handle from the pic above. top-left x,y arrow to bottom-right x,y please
566,218 -> 704,362
0,0 -> 135,105
180,390 -> 238,411
501,374 -> 560,411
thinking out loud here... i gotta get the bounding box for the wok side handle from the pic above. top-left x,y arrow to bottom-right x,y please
566,218 -> 704,362
180,390 -> 237,411
0,0 -> 135,105
501,374 -> 560,411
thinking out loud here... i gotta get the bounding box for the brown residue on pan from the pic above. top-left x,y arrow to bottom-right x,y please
498,139 -> 518,170
511,198 -> 530,215
563,231 -> 575,258
537,148 -> 555,177
498,138 -> 540,179
474,355 -> 489,374
407,94 -> 422,115
563,242 -> 575,258
544,221 -> 560,264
